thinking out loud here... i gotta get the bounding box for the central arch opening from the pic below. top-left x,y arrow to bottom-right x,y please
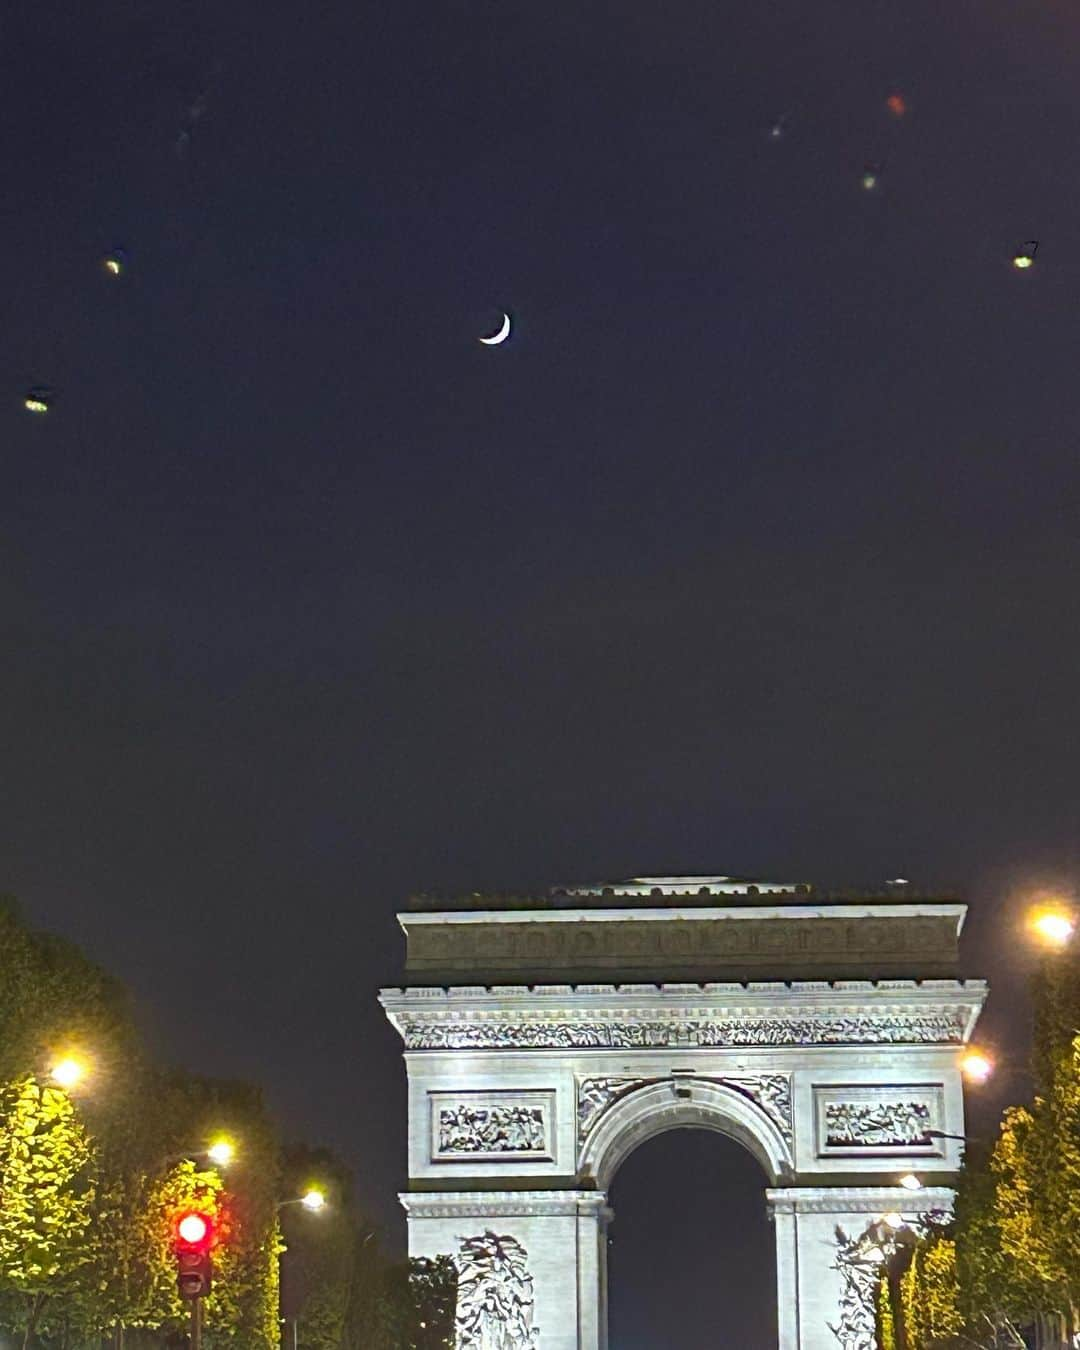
607,1128 -> 777,1349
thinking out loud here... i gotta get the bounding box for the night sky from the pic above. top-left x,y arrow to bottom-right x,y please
4,0 -> 1080,1342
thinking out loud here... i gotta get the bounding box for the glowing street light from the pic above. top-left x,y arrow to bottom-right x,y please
1012,240 -> 1038,269
960,1049 -> 994,1085
50,1057 -> 87,1089
277,1187 -> 328,1213
207,1139 -> 235,1167
1029,906 -> 1075,948
898,1174 -> 923,1191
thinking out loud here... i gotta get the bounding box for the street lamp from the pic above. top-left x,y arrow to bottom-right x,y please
959,1049 -> 994,1085
50,1056 -> 88,1090
1028,904 -> 1075,949
277,1188 -> 327,1213
279,1190 -> 328,1350
206,1139 -> 235,1168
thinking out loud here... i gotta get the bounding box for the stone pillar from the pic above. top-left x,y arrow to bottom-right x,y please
765,1186 -> 955,1350
401,1190 -> 611,1350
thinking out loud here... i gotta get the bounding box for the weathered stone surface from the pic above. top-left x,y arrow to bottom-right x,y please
400,901 -> 964,982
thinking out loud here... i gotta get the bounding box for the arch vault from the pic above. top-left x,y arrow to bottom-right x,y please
380,876 -> 987,1349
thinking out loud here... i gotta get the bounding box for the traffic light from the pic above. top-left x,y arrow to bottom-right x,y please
174,1210 -> 214,1299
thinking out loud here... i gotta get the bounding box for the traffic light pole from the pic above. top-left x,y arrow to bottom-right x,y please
190,1297 -> 202,1350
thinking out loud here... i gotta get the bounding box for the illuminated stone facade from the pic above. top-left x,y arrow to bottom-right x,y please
381,877 -> 986,1349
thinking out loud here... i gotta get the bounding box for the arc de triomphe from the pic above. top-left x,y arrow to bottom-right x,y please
380,876 -> 986,1349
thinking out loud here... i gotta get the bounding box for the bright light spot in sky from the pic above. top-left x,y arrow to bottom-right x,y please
207,1139 -> 235,1166
301,1188 -> 326,1211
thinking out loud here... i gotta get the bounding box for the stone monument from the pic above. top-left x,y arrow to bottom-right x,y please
380,876 -> 987,1349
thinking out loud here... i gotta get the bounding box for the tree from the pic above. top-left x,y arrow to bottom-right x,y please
897,942 -> 1080,1349
0,1078 -> 97,1348
405,1258 -> 457,1350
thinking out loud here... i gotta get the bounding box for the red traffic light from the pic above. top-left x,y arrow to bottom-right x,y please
175,1210 -> 213,1251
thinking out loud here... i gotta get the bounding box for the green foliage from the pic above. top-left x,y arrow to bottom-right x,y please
370,1257 -> 457,1350
875,1269 -> 896,1350
899,948 -> 1080,1348
0,898 -> 137,1090
0,897 -> 459,1350
0,902 -> 285,1348
899,1236 -> 962,1349
0,1077 -> 97,1345
405,1257 -> 457,1350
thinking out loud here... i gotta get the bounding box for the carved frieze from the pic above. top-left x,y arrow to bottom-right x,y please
578,1078 -> 630,1140
825,1100 -> 932,1148
815,1085 -> 944,1156
577,1073 -> 793,1145
439,1105 -> 545,1156
430,1093 -> 553,1162
400,1010 -> 967,1051
455,1231 -> 539,1349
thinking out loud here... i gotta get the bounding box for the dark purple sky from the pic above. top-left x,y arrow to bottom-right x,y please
3,0 -> 1079,1340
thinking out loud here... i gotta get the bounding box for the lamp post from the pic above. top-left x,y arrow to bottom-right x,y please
277,1189 -> 328,1350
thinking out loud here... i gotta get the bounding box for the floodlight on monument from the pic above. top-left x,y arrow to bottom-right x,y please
898,1174 -> 922,1191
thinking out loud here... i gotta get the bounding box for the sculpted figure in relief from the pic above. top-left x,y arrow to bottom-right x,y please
455,1231 -> 539,1350
825,1100 -> 932,1148
438,1104 -> 545,1155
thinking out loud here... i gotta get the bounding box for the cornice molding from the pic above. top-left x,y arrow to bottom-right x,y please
765,1186 -> 955,1215
400,1190 -> 612,1220
381,981 -> 987,1049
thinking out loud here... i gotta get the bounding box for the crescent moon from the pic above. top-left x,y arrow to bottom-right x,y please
479,312 -> 511,345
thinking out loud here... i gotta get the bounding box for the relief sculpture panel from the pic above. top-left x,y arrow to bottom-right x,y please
430,1092 -> 553,1162
815,1085 -> 944,1156
456,1231 -> 540,1349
